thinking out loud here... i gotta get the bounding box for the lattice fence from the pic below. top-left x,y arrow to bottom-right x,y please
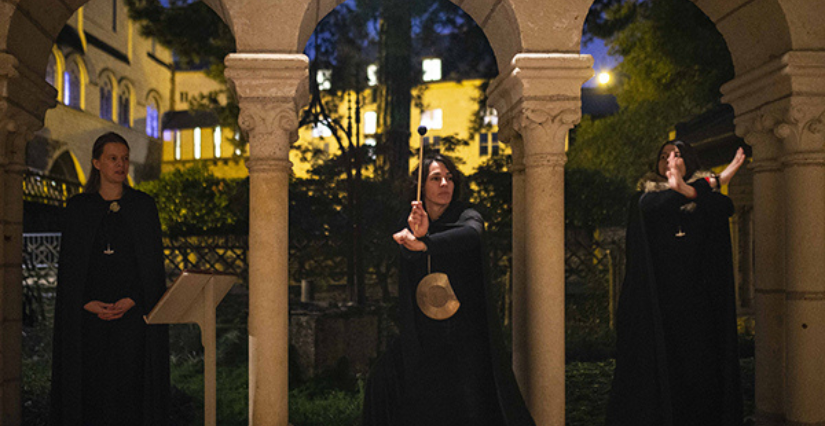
23,233 -> 61,286
162,234 -> 248,284
23,169 -> 82,207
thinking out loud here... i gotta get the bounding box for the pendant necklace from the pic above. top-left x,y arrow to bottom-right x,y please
103,200 -> 120,255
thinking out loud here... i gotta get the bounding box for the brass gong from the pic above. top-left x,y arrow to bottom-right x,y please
416,273 -> 460,320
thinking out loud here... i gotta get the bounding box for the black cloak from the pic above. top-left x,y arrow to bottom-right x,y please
606,176 -> 743,426
50,187 -> 169,426
363,202 -> 535,426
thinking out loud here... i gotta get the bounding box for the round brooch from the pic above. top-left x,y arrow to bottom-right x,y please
109,201 -> 121,213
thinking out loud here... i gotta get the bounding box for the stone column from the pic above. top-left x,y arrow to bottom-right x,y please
736,112 -> 786,426
488,53 -> 593,426
724,51 -> 825,426
776,103 -> 825,426
0,52 -> 52,426
506,131 -> 527,387
225,53 -> 308,426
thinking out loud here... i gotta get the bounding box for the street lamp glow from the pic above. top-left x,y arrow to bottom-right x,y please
598,71 -> 611,85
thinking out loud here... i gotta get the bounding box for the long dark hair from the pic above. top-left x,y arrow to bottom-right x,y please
410,153 -> 463,206
654,140 -> 702,180
84,132 -> 130,193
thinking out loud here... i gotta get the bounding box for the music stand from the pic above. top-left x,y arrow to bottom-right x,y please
145,270 -> 237,426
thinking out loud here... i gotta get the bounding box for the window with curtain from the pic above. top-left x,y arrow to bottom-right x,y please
100,80 -> 113,120
64,65 -> 81,109
118,89 -> 130,127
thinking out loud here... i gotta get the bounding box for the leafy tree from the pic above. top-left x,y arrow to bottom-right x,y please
136,165 -> 248,236
570,0 -> 734,186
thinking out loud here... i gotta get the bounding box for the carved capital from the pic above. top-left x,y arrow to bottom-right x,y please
487,53 -> 591,156
0,101 -> 43,168
225,54 -> 309,162
502,102 -> 580,157
237,105 -> 300,161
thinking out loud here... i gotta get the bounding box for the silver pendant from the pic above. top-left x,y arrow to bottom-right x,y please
104,243 -> 114,255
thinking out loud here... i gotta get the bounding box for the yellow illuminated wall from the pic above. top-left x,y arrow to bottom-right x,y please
161,79 -> 504,179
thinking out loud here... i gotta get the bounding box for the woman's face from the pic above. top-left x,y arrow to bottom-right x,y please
93,142 -> 130,186
658,144 -> 686,177
423,161 -> 454,210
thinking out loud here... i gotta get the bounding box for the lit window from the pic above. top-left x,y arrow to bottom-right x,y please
420,109 -> 443,130
63,71 -> 71,105
214,126 -> 222,158
174,131 -> 181,160
422,58 -> 442,82
194,127 -> 202,159
312,122 -> 333,138
423,136 -> 441,152
479,132 -> 499,156
317,69 -> 332,91
118,89 -> 131,127
483,107 -> 498,127
364,111 -> 377,134
64,66 -> 81,109
100,80 -> 113,120
146,104 -> 159,138
163,130 -> 173,142
367,64 -> 378,87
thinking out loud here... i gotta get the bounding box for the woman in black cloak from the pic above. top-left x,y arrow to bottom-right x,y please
606,141 -> 746,426
362,154 -> 535,426
50,132 -> 169,426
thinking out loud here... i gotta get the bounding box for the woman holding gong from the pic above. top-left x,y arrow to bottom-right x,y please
362,153 -> 535,426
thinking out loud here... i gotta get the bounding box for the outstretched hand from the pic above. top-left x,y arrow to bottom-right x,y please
666,151 -> 696,198
719,147 -> 746,187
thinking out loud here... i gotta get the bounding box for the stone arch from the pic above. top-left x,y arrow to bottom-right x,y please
690,0 -> 793,76
293,0 -> 524,71
48,149 -> 83,183
47,46 -> 66,102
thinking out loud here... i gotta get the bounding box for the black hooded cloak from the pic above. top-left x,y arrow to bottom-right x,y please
606,176 -> 742,426
363,202 -> 535,426
50,187 -> 169,426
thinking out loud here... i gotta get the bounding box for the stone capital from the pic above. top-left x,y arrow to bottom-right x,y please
0,101 -> 45,168
225,53 -> 310,163
735,101 -> 825,160
0,53 -> 58,121
488,53 -> 593,158
723,51 -> 825,119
